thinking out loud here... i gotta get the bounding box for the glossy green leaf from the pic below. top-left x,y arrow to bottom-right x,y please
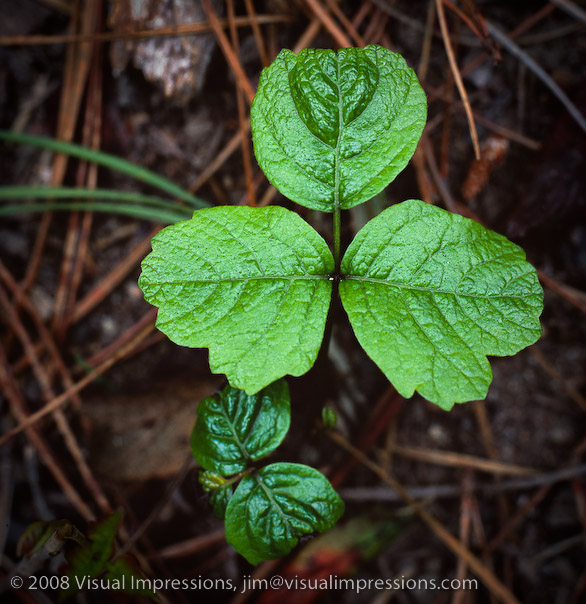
191,381 -> 290,475
199,470 -> 232,520
251,45 -> 426,212
138,206 -> 334,393
209,485 -> 233,520
199,472 -> 234,519
225,463 -> 344,565
340,199 -> 543,409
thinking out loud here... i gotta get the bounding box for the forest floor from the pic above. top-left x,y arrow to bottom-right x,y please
1,1 -> 586,603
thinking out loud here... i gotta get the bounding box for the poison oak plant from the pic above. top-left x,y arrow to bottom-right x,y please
138,46 -> 543,562
192,381 -> 344,564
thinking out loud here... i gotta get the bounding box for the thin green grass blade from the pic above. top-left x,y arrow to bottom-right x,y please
0,185 -> 193,215
0,201 -> 188,224
0,130 -> 209,209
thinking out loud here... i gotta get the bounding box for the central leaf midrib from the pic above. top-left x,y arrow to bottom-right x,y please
219,397 -> 250,463
157,275 -> 330,285
334,55 -> 343,217
342,275 -> 537,299
241,398 -> 266,448
254,472 -> 294,536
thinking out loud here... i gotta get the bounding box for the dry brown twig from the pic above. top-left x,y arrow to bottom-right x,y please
201,0 -> 255,104
0,344 -> 94,521
0,322 -> 154,448
390,444 -> 538,477
486,20 -> 586,135
304,0 -> 353,48
435,0 -> 480,159
0,265 -> 112,514
328,430 -> 523,604
53,3 -> 105,340
0,14 -> 292,46
228,0 -> 256,207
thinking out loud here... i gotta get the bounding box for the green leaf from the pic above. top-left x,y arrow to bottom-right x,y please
199,470 -> 229,491
198,472 -> 233,519
225,463 -> 344,565
191,381 -> 291,475
139,206 -> 333,393
60,510 -> 155,601
251,45 -> 426,212
321,406 -> 337,428
65,510 -> 121,582
103,558 -> 158,601
340,199 -> 543,409
209,485 -> 233,520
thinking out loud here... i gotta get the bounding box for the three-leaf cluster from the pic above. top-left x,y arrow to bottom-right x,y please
191,381 -> 344,565
139,45 -> 543,409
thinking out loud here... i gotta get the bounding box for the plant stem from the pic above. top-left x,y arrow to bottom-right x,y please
333,203 -> 341,274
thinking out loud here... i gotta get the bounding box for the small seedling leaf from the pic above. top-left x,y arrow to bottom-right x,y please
60,510 -> 155,601
66,510 -> 120,578
191,381 -> 291,475
225,463 -> 344,565
251,45 -> 426,212
321,407 -> 337,428
340,199 -> 543,409
139,206 -> 334,393
209,484 -> 233,520
199,470 -> 229,491
103,557 -> 158,601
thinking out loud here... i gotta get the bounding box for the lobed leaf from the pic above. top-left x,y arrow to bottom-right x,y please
251,45 -> 426,212
225,463 -> 344,565
340,199 -> 543,409
191,381 -> 290,475
138,206 -> 334,393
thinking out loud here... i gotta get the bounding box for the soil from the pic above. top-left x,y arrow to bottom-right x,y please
1,1 -> 585,604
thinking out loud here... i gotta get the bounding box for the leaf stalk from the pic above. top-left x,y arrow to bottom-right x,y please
333,203 -> 341,273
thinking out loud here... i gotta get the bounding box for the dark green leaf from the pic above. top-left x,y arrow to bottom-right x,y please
225,463 -> 344,565
104,558 -> 158,601
191,381 -> 290,475
60,510 -> 156,601
340,199 -> 543,409
198,469 -> 235,520
251,45 -> 426,212
60,510 -> 116,600
209,485 -> 233,520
